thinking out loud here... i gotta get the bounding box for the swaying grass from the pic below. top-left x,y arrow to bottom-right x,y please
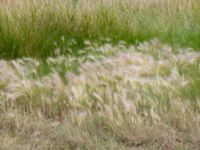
1,0 -> 200,58
0,40 -> 200,149
0,0 -> 200,149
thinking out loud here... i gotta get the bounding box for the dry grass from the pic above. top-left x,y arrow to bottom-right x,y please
0,1 -> 200,149
0,40 -> 200,149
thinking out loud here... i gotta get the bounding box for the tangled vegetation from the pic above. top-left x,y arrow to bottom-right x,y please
0,0 -> 200,149
1,40 -> 200,149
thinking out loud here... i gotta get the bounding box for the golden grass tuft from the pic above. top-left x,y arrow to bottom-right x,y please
0,40 -> 200,149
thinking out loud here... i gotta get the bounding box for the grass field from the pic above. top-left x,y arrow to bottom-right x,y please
0,0 -> 200,149
0,0 -> 200,58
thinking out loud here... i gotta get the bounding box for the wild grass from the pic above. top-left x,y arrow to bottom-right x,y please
0,0 -> 200,149
0,40 -> 200,149
0,0 -> 200,58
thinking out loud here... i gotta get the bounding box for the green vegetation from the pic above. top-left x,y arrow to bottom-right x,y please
0,0 -> 200,149
0,0 -> 200,58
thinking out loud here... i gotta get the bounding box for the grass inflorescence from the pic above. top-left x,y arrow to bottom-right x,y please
0,40 -> 200,149
1,0 -> 200,149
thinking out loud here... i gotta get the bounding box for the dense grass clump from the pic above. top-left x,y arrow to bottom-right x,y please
0,0 -> 200,58
0,40 -> 200,149
0,0 -> 200,149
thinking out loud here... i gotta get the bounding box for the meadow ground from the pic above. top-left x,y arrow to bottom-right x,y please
1,39 -> 200,149
0,0 -> 200,150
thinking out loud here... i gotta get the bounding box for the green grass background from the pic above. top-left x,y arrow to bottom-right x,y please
0,0 -> 200,58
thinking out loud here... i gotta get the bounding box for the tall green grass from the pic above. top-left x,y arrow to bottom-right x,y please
0,0 -> 200,58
